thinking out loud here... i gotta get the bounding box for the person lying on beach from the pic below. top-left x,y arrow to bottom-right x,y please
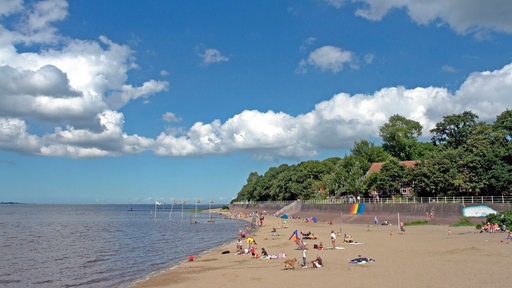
344,234 -> 354,243
381,220 -> 391,226
311,256 -> 323,268
313,242 -> 325,250
301,231 -> 318,239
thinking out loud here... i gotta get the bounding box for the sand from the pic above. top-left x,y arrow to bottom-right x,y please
130,215 -> 511,288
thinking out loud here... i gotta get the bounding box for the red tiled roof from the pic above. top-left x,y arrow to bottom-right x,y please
366,160 -> 418,175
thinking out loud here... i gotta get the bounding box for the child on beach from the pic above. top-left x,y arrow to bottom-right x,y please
302,248 -> 307,268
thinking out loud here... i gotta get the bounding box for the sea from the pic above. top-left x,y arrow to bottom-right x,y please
0,204 -> 247,288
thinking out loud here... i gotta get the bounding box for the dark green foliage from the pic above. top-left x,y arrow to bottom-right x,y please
380,115 -> 423,160
484,209 -> 512,230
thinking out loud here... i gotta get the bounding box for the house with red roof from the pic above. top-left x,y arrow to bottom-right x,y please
366,160 -> 419,197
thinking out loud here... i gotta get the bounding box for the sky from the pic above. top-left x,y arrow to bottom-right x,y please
1,0 -> 512,204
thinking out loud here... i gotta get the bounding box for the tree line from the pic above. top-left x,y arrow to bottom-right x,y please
232,109 -> 512,202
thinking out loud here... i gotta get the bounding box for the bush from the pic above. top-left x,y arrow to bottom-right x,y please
482,209 -> 512,230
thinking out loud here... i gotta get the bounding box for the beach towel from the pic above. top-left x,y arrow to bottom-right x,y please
345,242 -> 366,245
349,257 -> 375,264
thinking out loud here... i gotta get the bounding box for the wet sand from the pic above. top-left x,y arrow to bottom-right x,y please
130,215 -> 510,288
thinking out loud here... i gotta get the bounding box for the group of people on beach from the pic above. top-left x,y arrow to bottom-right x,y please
301,247 -> 323,268
480,222 -> 507,233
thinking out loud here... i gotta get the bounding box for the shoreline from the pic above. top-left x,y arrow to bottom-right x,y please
127,209 -> 253,287
130,212 -> 511,288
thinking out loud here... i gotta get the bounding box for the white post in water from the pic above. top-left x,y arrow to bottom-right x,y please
181,200 -> 185,221
154,201 -> 161,219
195,199 -> 200,219
169,200 -> 176,220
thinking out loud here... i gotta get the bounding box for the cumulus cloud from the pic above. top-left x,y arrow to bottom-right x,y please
0,0 -> 167,157
296,45 -> 357,74
200,48 -> 229,66
343,0 -> 512,35
0,0 -> 511,160
151,63 -> 512,159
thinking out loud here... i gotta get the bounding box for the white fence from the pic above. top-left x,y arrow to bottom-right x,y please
232,196 -> 512,205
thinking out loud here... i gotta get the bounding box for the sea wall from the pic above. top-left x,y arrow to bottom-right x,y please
230,202 -> 512,225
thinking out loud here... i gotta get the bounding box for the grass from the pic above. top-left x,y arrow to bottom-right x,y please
451,217 -> 475,227
404,220 -> 429,226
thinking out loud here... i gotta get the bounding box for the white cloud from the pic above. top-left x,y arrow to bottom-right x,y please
151,62 -> 512,159
200,48 -> 229,66
162,112 -> 180,123
442,65 -> 456,73
0,0 -> 511,160
349,0 -> 512,35
6,0 -> 69,44
0,0 -> 23,17
105,80 -> 169,110
297,45 -> 356,74
325,0 -> 345,9
0,1 -> 167,157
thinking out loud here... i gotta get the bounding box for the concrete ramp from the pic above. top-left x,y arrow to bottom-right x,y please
275,200 -> 302,217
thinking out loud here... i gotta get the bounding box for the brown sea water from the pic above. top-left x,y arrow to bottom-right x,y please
0,204 -> 245,288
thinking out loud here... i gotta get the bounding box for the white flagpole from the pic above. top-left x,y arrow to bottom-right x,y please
181,201 -> 185,221
169,201 -> 174,220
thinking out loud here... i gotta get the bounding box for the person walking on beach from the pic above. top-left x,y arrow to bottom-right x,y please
400,221 -> 406,234
302,248 -> 307,268
330,230 -> 336,248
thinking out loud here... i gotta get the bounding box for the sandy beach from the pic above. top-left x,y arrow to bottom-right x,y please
131,214 -> 510,288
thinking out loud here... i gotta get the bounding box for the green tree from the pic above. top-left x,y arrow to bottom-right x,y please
372,158 -> 407,195
412,150 -> 461,197
232,172 -> 261,202
430,111 -> 479,149
379,115 -> 423,160
350,139 -> 390,170
494,109 -> 512,139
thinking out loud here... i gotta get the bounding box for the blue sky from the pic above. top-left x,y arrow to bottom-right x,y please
1,0 -> 512,204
